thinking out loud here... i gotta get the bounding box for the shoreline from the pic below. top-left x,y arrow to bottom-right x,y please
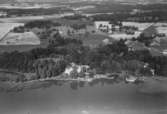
0,73 -> 115,91
11,74 -> 116,85
1,71 -> 167,93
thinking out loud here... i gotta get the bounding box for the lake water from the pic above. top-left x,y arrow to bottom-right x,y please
0,80 -> 167,114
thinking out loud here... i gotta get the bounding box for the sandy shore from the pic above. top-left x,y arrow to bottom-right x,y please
0,74 -> 114,92
1,74 -> 167,94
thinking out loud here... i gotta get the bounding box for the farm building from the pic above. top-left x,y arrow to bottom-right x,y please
94,21 -> 113,33
64,63 -> 91,78
126,41 -> 148,51
142,25 -> 157,38
156,26 -> 167,37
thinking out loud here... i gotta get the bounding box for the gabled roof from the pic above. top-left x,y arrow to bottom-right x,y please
142,25 -> 157,37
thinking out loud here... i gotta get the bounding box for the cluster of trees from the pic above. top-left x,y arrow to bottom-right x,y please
0,51 -> 35,72
48,33 -> 82,47
70,24 -> 87,30
92,14 -> 129,22
11,20 -> 61,35
63,14 -> 88,20
91,3 -> 167,22
12,26 -> 26,33
24,20 -> 61,29
34,58 -> 67,79
1,7 -> 72,17
135,34 -> 155,46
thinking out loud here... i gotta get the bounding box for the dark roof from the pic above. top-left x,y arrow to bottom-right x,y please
142,25 -> 157,37
149,47 -> 163,57
127,41 -> 148,51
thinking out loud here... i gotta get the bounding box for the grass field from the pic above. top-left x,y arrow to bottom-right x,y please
0,22 -> 49,53
70,33 -> 114,48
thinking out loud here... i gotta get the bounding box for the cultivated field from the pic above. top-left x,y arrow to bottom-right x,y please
0,13 -> 75,23
0,22 -> 49,52
0,23 -> 24,40
0,32 -> 40,45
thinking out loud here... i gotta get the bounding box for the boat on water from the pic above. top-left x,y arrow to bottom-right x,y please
125,75 -> 138,83
107,73 -> 119,79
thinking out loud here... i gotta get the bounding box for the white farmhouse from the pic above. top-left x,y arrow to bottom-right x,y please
64,63 -> 76,75
94,21 -> 113,32
94,21 -> 112,29
162,50 -> 167,56
64,63 -> 90,76
0,11 -> 7,17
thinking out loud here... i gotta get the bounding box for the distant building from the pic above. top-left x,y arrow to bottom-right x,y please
126,41 -> 148,51
0,11 -> 7,17
94,21 -> 113,33
130,9 -> 141,15
64,63 -> 90,77
162,49 -> 167,56
142,25 -> 157,38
